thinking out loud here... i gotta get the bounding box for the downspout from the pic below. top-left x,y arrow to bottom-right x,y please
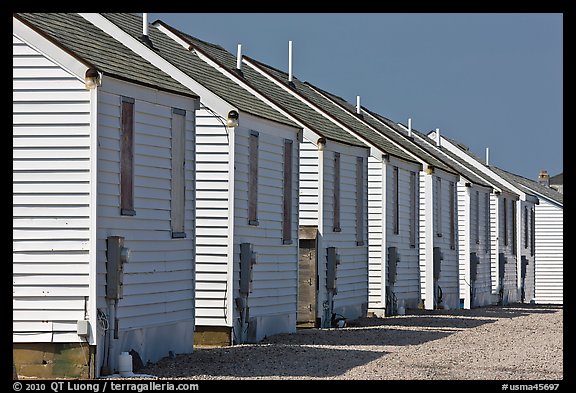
380,154 -> 388,316
424,169 -> 435,310
88,73 -> 99,377
316,138 -> 328,327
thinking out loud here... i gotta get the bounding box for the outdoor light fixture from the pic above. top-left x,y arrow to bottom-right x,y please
226,110 -> 239,128
85,67 -> 101,90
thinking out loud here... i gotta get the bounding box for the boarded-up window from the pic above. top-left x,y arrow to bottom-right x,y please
356,157 -> 364,246
333,152 -> 341,232
503,198 -> 508,247
435,176 -> 442,237
475,190 -> 480,244
392,166 -> 399,235
485,193 -> 491,253
171,108 -> 186,238
248,131 -> 259,226
524,206 -> 529,248
409,171 -> 417,248
530,207 -> 535,256
120,96 -> 135,216
282,139 -> 293,244
449,181 -> 455,249
512,200 -> 517,255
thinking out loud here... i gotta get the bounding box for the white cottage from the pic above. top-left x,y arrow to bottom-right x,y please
406,131 -> 508,309
13,13 -> 199,378
490,167 -> 563,305
81,13 -> 304,344
253,77 -> 429,319
356,116 -> 461,311
290,83 -> 467,315
137,24 -> 375,328
437,134 -> 540,305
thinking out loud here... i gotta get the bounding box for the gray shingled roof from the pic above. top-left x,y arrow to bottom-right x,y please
412,130 -> 515,193
163,25 -> 366,148
16,13 -> 197,99
440,134 -> 541,199
302,83 -> 463,172
491,166 -> 563,205
99,13 -> 298,129
549,172 -> 563,185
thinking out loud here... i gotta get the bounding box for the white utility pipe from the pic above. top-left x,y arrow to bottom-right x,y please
236,44 -> 242,70
288,40 -> 293,82
143,13 -> 149,37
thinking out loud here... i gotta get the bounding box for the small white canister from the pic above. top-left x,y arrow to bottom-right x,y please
118,352 -> 134,377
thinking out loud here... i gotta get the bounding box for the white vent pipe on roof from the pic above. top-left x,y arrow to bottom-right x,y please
486,147 -> 490,166
356,96 -> 361,114
236,44 -> 242,70
143,13 -> 149,37
435,128 -> 441,147
407,118 -> 412,138
288,40 -> 293,82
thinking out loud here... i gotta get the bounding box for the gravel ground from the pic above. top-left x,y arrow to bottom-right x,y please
139,303 -> 562,380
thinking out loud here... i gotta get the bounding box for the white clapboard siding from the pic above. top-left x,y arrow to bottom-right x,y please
386,160 -> 420,305
322,145 -> 368,320
96,84 -> 195,331
457,184 -> 468,302
459,187 -> 493,308
232,124 -> 299,329
490,193 -> 499,293
435,172 -> 459,310
194,106 -> 231,327
299,138 -> 319,226
534,199 -> 563,304
367,157 -> 383,309
418,172 -> 427,302
13,35 -> 91,343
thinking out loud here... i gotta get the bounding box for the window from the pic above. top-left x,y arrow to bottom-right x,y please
392,166 -> 399,235
120,96 -> 135,216
409,171 -> 417,248
356,157 -> 364,246
170,108 -> 186,238
512,200 -> 517,255
485,193 -> 491,253
524,206 -> 529,248
503,198 -> 508,247
333,152 -> 341,232
449,181 -> 455,249
435,176 -> 442,237
248,131 -> 259,225
530,207 -> 535,256
282,139 -> 293,244
475,190 -> 480,244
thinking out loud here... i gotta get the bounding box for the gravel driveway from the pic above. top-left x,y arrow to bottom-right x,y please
140,303 -> 562,380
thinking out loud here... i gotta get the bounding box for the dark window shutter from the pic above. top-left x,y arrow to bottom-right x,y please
356,157 -> 364,245
248,131 -> 259,226
282,139 -> 293,244
333,152 -> 341,232
120,96 -> 135,216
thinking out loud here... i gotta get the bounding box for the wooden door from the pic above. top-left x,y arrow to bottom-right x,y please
297,239 -> 317,327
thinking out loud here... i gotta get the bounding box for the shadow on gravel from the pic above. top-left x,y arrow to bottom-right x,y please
143,344 -> 387,378
264,326 -> 454,347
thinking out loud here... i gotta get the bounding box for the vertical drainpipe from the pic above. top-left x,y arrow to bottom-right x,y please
316,138 -> 326,326
226,113 -> 236,344
515,199 -> 523,302
463,185 -> 472,309
424,169 -> 435,310
88,74 -> 99,377
380,154 -> 388,316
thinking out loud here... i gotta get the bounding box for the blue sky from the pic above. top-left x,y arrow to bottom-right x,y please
153,13 -> 563,181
